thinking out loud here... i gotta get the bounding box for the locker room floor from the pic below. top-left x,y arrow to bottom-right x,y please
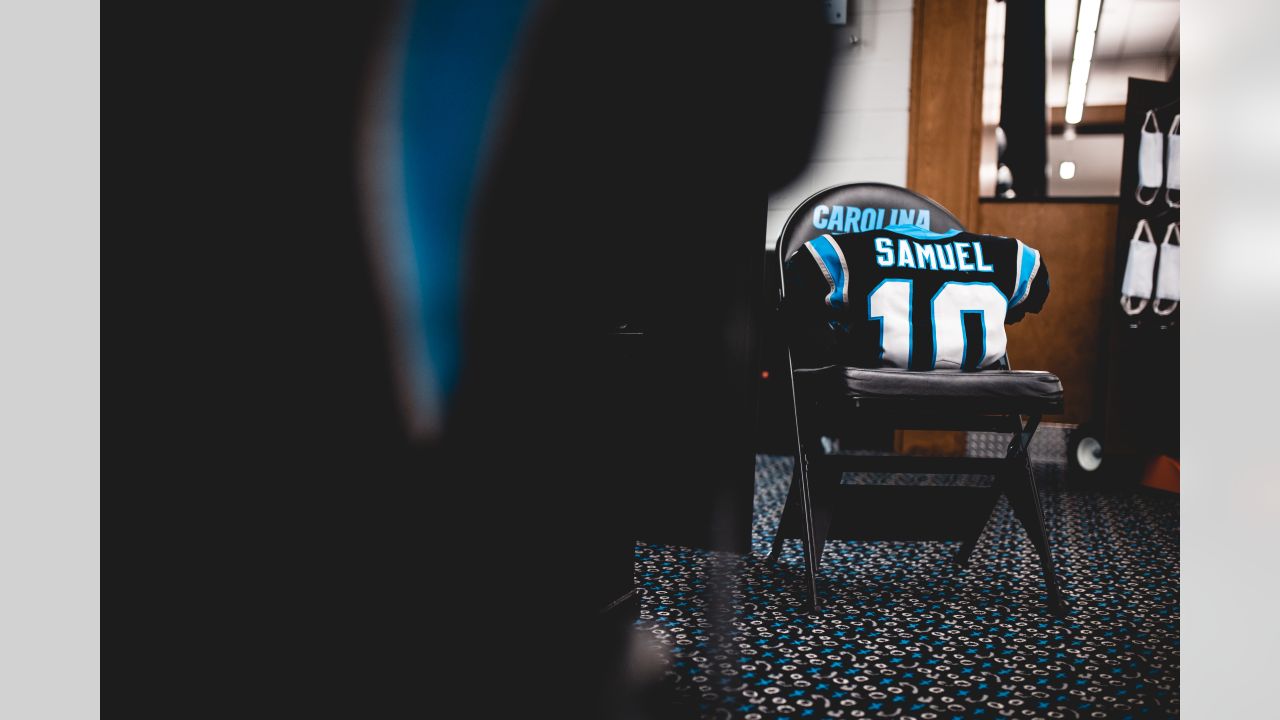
633,452 -> 1180,719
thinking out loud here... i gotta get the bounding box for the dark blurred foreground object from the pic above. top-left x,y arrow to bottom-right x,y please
415,0 -> 832,716
454,0 -> 832,555
138,0 -> 828,715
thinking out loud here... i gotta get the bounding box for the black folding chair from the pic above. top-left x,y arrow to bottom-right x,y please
767,183 -> 1069,616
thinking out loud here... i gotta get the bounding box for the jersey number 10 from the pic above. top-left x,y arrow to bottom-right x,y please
867,280 -> 1008,370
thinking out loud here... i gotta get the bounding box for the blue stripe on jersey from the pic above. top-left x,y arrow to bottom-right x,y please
1011,243 -> 1040,306
809,235 -> 848,308
885,223 -> 962,240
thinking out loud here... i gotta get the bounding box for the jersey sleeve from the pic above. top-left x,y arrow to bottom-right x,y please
783,239 -> 852,366
1006,239 -> 1050,324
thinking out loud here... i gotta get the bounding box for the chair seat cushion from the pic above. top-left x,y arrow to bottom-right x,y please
794,366 -> 1063,414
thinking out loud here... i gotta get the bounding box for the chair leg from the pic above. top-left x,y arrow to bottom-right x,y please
766,461 -> 801,564
807,458 -> 837,577
783,349 -> 824,613
1015,459 -> 1069,616
767,449 -> 835,614
953,483 -> 1001,567
1002,415 -> 1070,616
796,447 -> 822,612
954,420 -> 1028,567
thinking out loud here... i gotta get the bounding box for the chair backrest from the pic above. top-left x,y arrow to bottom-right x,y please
776,182 -> 965,292
774,183 -> 1014,370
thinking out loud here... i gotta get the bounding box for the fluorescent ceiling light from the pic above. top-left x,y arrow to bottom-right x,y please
1059,161 -> 1077,180
1065,0 -> 1102,125
1065,95 -> 1086,125
1073,30 -> 1096,62
1076,0 -> 1102,32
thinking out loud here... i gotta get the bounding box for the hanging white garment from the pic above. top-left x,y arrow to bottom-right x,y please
1136,110 -> 1163,206
1165,114 -> 1180,208
1154,222 -> 1180,315
1121,218 -> 1158,315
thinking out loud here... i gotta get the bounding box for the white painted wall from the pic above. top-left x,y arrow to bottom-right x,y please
766,0 -> 915,247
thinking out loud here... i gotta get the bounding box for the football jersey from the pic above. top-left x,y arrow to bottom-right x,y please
784,224 -> 1050,370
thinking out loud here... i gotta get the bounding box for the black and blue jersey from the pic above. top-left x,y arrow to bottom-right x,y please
783,224 -> 1049,370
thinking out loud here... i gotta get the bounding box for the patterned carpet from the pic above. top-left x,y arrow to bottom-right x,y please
634,454 -> 1180,719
